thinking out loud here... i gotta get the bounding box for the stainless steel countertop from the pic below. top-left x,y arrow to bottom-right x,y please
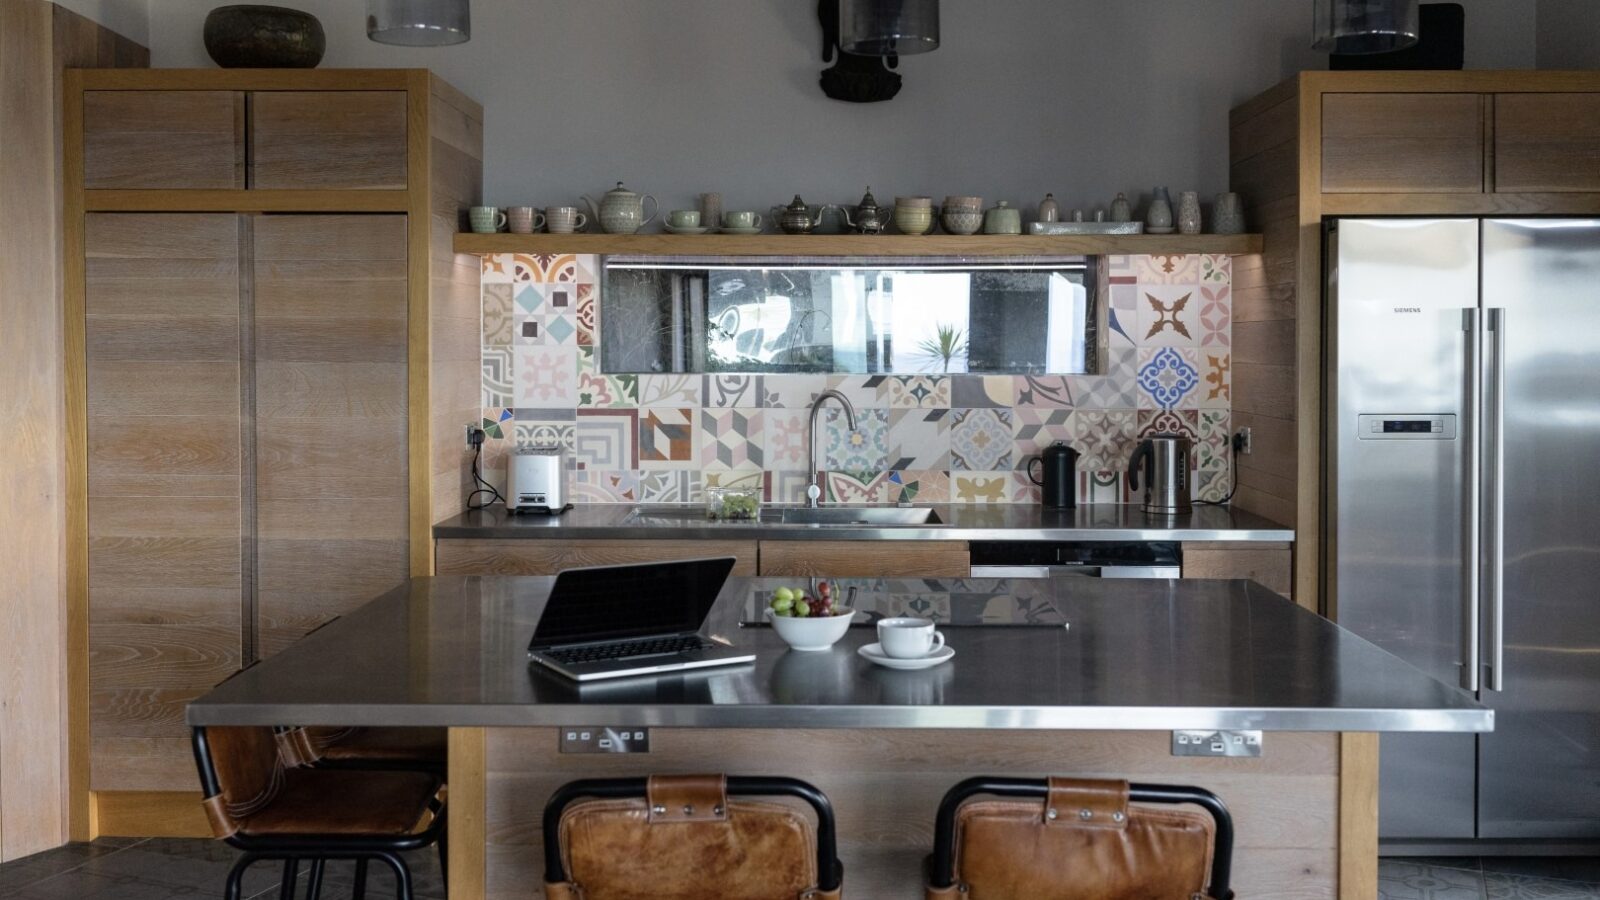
431,503 -> 1294,542
188,576 -> 1489,733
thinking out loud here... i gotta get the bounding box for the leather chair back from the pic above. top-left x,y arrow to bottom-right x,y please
198,726 -> 286,839
927,777 -> 1231,900
544,774 -> 842,900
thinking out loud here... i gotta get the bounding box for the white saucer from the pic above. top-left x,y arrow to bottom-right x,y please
719,226 -> 763,235
663,224 -> 711,235
858,642 -> 954,670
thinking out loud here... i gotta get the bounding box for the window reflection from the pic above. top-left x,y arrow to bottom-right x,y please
600,256 -> 1100,376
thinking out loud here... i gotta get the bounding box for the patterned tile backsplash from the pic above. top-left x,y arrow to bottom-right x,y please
478,252 -> 1232,504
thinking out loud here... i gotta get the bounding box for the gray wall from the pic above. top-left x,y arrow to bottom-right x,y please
53,0 -> 147,45
1537,0 -> 1600,69
145,1 -> 1561,216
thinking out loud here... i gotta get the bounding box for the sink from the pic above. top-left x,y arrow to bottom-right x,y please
775,507 -> 943,526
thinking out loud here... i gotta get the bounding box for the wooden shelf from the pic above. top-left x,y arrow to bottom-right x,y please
451,232 -> 1264,257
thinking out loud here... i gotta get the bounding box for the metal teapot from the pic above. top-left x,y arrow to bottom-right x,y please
581,182 -> 659,234
846,187 -> 887,234
774,195 -> 832,235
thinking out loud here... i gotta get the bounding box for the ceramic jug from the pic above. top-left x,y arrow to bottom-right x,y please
581,182 -> 659,234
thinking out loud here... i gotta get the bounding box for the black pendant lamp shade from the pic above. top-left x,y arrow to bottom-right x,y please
839,0 -> 940,56
1312,0 -> 1420,54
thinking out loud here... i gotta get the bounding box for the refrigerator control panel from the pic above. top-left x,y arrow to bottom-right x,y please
1357,414 -> 1456,440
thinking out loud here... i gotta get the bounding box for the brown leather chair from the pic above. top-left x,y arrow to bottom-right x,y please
925,777 -> 1234,900
279,726 -> 448,776
542,774 -> 844,899
193,725 -> 448,900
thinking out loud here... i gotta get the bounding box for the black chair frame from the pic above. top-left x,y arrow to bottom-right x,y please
542,775 -> 844,893
928,776 -> 1235,900
193,726 -> 448,900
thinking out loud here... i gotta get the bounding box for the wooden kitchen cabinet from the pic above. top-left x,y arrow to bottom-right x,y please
248,91 -> 408,190
1321,93 -> 1484,193
435,539 -> 759,576
757,540 -> 970,577
83,90 -> 243,189
1181,541 -> 1292,598
1494,93 -> 1600,192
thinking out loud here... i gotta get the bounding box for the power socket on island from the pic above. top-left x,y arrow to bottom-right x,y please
560,727 -> 651,754
1171,730 -> 1262,758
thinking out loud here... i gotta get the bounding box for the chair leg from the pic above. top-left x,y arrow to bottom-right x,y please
438,826 -> 449,887
376,851 -> 413,900
353,858 -> 369,900
224,853 -> 255,900
306,858 -> 325,900
279,857 -> 299,900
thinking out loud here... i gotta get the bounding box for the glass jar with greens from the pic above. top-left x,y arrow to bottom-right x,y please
705,486 -> 761,521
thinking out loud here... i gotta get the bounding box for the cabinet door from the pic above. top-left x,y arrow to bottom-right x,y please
1179,542 -> 1292,599
83,91 -> 244,189
253,215 -> 410,658
1321,93 -> 1484,193
86,213 -> 244,791
758,541 -> 970,577
1494,93 -> 1600,192
249,91 -> 408,190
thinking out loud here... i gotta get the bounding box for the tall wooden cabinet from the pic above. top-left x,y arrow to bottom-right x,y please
65,70 -> 483,837
1227,71 -> 1600,616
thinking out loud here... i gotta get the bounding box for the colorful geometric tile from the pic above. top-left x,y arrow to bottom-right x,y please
512,419 -> 576,453
1134,254 -> 1201,284
481,347 -> 512,408
481,253 -> 514,285
761,374 -> 828,409
887,470 -> 950,504
1137,285 -> 1199,348
479,407 -> 513,441
951,471 -> 1012,503
950,375 -> 1013,408
639,374 -> 702,407
823,408 -> 888,471
881,375 -> 950,409
950,408 -> 1013,471
1009,470 -> 1042,503
1201,352 -> 1231,408
570,469 -> 639,503
1137,347 -> 1201,410
1078,469 -> 1130,504
575,283 -> 596,347
703,470 -> 770,501
514,346 -> 578,408
701,408 -> 765,469
1070,409 -> 1139,471
544,283 -> 578,310
703,374 -> 762,408
886,408 -> 952,470
1198,410 -> 1231,470
482,284 -> 513,345
577,346 -> 639,408
1195,466 -> 1231,503
1198,285 -> 1230,348
1200,254 -> 1232,284
763,409 -> 809,471
826,375 -> 889,409
514,283 -> 544,315
573,408 -> 638,469
1137,410 -> 1200,466
1014,376 -> 1074,408
545,315 -> 576,345
639,470 -> 702,503
639,408 -> 696,469
1011,408 -> 1074,469
825,470 -> 891,504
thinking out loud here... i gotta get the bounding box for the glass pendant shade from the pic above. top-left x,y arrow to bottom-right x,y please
839,0 -> 940,56
367,0 -> 470,47
1312,0 -> 1419,54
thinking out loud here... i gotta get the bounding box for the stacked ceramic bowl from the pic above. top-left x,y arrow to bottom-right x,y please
893,196 -> 936,236
941,195 -> 984,235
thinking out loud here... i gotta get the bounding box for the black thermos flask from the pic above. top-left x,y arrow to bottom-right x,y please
1026,440 -> 1079,508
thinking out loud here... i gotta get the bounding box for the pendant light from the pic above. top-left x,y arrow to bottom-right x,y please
839,0 -> 940,57
1312,0 -> 1419,54
367,0 -> 471,47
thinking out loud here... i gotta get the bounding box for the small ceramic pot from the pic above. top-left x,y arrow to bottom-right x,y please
982,201 -> 1022,235
941,210 -> 984,235
1037,192 -> 1060,223
895,196 -> 934,208
1146,187 -> 1174,235
943,195 -> 982,212
1177,191 -> 1203,235
204,5 -> 325,68
1213,192 -> 1245,235
1110,192 -> 1133,223
893,206 -> 936,236
667,210 -> 702,229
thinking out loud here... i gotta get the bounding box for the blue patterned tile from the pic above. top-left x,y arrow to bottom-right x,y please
1137,347 -> 1200,410
950,408 -> 1013,471
823,408 -> 888,471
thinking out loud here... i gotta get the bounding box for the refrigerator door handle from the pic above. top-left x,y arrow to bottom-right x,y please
1462,308 -> 1483,693
1485,307 -> 1506,691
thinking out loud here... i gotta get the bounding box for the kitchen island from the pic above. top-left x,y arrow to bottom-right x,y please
189,576 -> 1488,899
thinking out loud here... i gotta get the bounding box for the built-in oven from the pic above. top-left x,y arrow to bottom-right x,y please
969,541 -> 1181,579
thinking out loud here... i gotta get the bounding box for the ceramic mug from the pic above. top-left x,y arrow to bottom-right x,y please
545,207 -> 588,234
667,209 -> 702,229
722,211 -> 763,231
877,617 -> 945,659
506,207 -> 545,234
469,206 -> 506,234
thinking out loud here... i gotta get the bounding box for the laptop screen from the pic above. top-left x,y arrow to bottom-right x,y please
527,557 -> 737,649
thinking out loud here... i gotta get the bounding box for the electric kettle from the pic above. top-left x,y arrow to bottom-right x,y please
1128,434 -> 1192,515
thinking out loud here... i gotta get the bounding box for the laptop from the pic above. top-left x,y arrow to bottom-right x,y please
526,557 -> 754,682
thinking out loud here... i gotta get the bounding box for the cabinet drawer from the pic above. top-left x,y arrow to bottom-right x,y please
1180,541 -> 1292,599
1322,93 -> 1483,193
249,91 -> 408,190
435,539 -> 759,576
84,91 -> 244,189
758,541 -> 969,577
1495,93 -> 1600,192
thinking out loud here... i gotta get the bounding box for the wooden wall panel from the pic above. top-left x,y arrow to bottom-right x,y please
250,91 -> 407,190
485,728 -> 1341,900
254,215 -> 410,658
1321,93 -> 1483,193
86,214 -> 243,792
1494,93 -> 1600,192
83,90 -> 243,189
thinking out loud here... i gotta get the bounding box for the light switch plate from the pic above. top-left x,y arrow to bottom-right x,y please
560,727 -> 651,754
1171,730 -> 1262,757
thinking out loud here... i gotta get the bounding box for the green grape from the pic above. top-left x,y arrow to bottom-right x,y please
773,587 -> 795,603
770,594 -> 794,612
794,600 -> 811,617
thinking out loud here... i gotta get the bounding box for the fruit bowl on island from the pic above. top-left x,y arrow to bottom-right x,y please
766,582 -> 854,652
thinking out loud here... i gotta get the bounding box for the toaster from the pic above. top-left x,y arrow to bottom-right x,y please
506,447 -> 568,514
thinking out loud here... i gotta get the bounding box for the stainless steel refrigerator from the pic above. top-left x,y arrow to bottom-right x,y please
1329,217 -> 1600,846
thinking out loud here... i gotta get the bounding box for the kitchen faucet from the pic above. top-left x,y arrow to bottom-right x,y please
806,389 -> 856,508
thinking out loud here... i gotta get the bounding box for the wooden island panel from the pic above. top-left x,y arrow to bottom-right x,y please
435,538 -> 759,577
1182,541 -> 1294,599
758,540 -> 970,577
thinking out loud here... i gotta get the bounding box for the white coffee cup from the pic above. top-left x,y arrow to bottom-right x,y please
877,617 -> 945,659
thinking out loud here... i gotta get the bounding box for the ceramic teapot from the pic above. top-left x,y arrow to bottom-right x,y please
773,195 -> 840,235
581,182 -> 659,234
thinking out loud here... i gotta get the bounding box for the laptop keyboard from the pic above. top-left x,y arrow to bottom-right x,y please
544,635 -> 709,666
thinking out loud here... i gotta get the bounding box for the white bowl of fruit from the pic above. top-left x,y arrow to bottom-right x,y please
765,582 -> 854,652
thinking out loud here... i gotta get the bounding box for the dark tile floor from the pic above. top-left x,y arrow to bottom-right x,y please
1382,857 -> 1600,899
0,838 -> 444,900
